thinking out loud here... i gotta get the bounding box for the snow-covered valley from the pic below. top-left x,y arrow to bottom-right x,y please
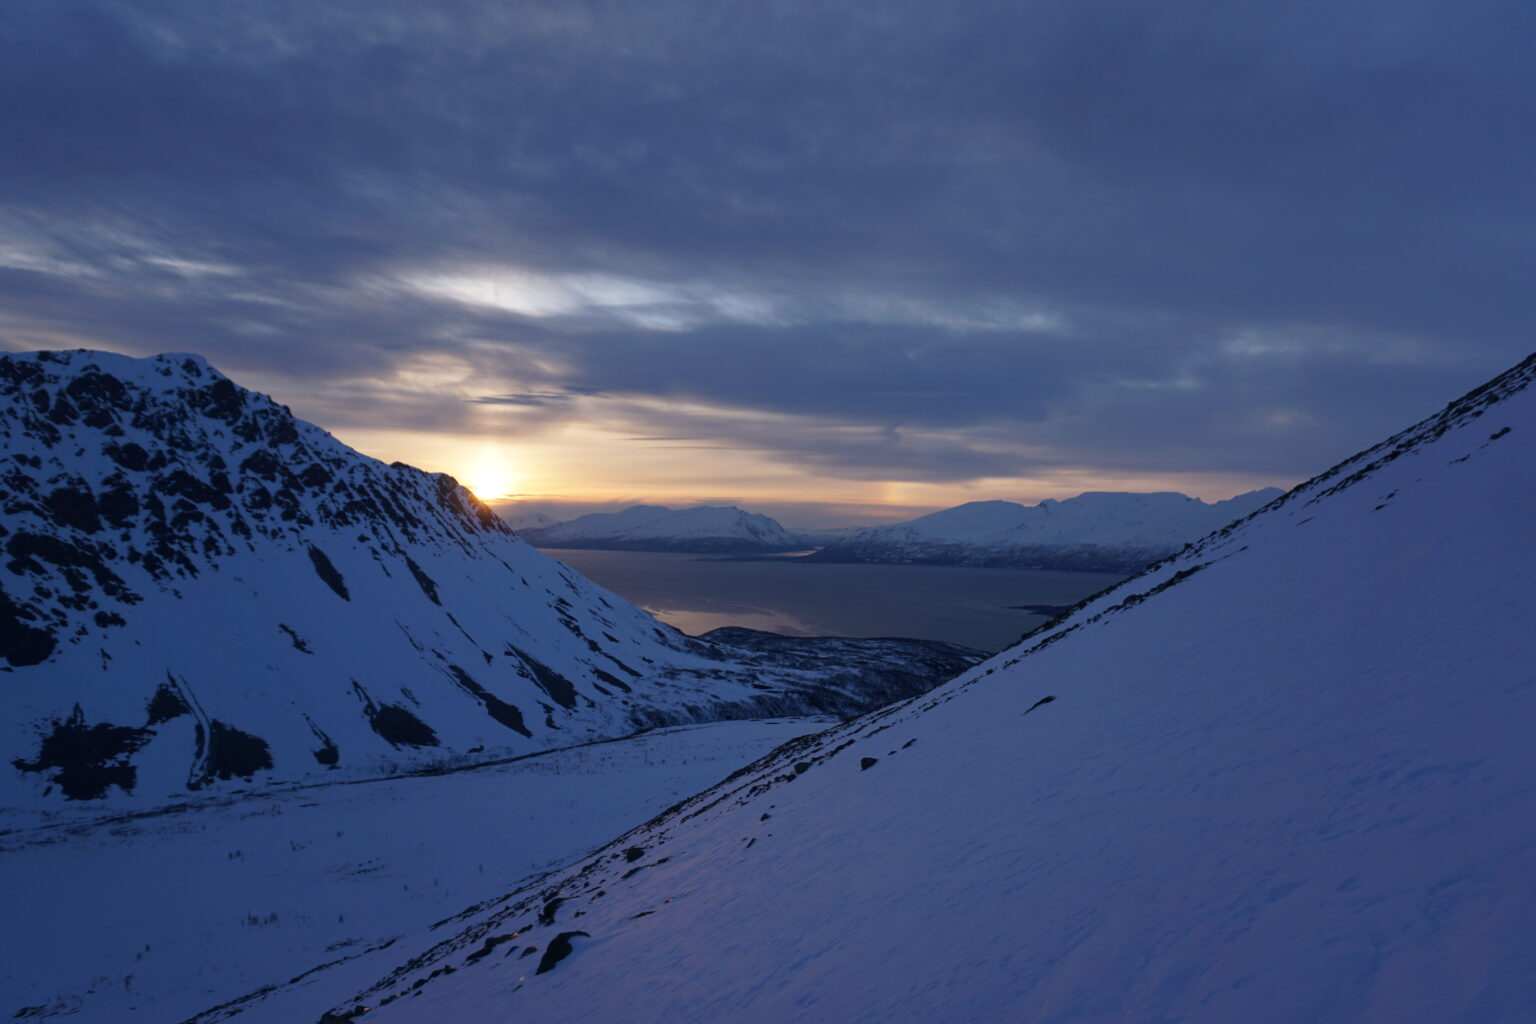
2,718 -> 832,1023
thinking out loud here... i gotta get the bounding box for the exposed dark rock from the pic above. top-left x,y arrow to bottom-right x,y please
1023,695 -> 1056,715
44,486 -> 102,534
512,648 -> 580,710
352,682 -> 440,748
0,584 -> 55,666
403,555 -> 440,605
307,545 -> 350,601
535,931 -> 590,975
446,664 -> 531,737
12,705 -> 151,799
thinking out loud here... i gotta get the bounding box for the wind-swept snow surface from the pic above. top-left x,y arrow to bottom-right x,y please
0,351 -> 976,812
273,355 -> 1536,1023
1,718 -> 832,1023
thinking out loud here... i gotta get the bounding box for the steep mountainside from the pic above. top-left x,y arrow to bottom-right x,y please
520,504 -> 807,553
258,356 -> 1536,1024
806,488 -> 1282,572
0,351 -> 976,813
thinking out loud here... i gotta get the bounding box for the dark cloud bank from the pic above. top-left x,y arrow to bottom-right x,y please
1,0 -> 1531,490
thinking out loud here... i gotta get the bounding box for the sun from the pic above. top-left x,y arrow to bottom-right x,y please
463,454 -> 518,502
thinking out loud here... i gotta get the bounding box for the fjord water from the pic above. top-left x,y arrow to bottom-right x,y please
539,548 -> 1127,652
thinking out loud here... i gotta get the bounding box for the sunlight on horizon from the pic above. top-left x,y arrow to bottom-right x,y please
462,447 -> 520,502
335,425 -> 1293,522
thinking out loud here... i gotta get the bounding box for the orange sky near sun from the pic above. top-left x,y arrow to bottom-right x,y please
334,423 -> 1293,526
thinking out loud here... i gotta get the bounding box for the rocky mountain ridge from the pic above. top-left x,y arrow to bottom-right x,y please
0,350 -> 977,813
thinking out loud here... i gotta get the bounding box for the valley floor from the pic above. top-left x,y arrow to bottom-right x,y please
1,718 -> 833,1023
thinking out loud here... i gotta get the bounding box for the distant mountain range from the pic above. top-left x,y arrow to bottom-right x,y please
496,506 -> 557,532
511,490 -> 1283,572
801,489 -> 1284,572
0,351 -> 978,811
518,504 -> 808,553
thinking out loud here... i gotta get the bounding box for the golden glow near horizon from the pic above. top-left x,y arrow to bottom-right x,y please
227,350 -> 1293,521
462,445 -> 520,502
335,421 -> 1291,522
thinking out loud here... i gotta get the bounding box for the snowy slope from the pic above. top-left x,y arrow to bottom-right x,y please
254,355 -> 1536,1024
807,488 -> 1282,571
1,717 -> 831,1024
520,504 -> 808,553
0,351 -> 977,813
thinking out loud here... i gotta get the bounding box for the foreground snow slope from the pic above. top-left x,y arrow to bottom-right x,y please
521,504 -> 807,554
0,351 -> 976,812
806,487 -> 1281,571
1,718 -> 831,1024
271,355 -> 1534,1023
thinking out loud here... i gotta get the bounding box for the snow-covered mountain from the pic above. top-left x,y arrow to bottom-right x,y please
520,504 -> 808,554
0,351 -> 977,813
805,488 -> 1284,572
497,505 -> 557,532
249,355 -> 1536,1023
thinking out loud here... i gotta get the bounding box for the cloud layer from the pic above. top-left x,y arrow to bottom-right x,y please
2,0 -> 1529,502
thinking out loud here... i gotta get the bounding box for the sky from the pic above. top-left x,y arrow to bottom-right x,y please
2,0 -> 1532,527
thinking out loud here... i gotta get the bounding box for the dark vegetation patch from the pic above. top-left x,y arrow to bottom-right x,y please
305,715 -> 340,766
12,704 -> 151,799
189,720 -> 273,789
307,545 -> 350,601
144,681 -> 191,725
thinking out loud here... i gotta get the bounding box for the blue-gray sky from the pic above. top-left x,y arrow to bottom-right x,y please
2,0 -> 1531,523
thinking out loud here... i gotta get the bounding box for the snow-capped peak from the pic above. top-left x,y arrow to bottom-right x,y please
520,503 -> 807,553
0,350 -> 974,813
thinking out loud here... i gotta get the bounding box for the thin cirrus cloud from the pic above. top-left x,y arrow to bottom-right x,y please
0,0 -> 1531,509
